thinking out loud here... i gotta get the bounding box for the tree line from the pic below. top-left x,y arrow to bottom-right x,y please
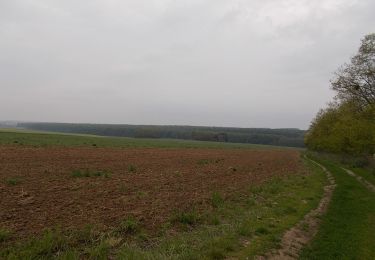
17,122 -> 306,148
305,33 -> 375,157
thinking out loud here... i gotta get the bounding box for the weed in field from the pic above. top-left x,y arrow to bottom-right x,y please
255,227 -> 270,235
72,225 -> 94,244
119,184 -> 128,193
238,222 -> 253,237
70,169 -> 111,178
5,177 -> 21,186
86,240 -> 109,259
215,158 -> 225,163
136,191 -> 147,198
172,211 -> 200,226
11,229 -> 69,259
71,170 -> 84,178
0,229 -> 11,242
282,206 -> 297,215
205,237 -> 238,260
228,166 -> 237,172
206,214 -> 221,225
246,198 -> 256,207
211,192 -> 224,208
128,165 -> 137,173
174,170 -> 183,177
118,217 -> 140,235
56,250 -> 79,260
197,159 -> 211,165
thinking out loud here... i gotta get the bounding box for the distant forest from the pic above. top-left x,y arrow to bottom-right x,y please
17,122 -> 306,148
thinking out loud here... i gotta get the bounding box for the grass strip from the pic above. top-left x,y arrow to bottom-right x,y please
300,157 -> 375,259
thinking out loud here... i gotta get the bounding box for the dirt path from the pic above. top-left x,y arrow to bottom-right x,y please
256,157 -> 336,260
342,168 -> 375,192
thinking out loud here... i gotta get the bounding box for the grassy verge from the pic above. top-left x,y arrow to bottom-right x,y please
351,167 -> 375,186
300,157 -> 375,259
0,159 -> 325,259
0,129 -> 295,150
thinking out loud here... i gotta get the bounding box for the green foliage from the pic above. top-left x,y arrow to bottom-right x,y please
13,122 -> 306,148
255,227 -> 270,235
211,192 -> 224,208
118,217 -> 140,235
0,229 -> 11,242
5,177 -> 21,186
306,34 -> 375,157
331,33 -> 375,106
70,169 -> 111,178
4,230 -> 69,259
171,211 -> 201,226
86,240 -> 110,259
305,101 -> 375,156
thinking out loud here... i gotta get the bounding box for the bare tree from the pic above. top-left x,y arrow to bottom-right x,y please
331,33 -> 375,106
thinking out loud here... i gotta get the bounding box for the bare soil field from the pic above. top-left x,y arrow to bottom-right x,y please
0,146 -> 302,240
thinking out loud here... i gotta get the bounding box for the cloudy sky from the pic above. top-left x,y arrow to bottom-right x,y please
1,0 -> 374,129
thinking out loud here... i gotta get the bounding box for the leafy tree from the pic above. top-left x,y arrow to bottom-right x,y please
331,33 -> 375,106
306,33 -> 375,157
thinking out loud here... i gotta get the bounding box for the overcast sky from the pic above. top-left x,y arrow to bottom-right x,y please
1,0 -> 374,129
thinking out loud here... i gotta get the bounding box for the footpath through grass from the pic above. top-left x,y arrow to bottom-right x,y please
0,159 -> 325,259
301,157 -> 375,259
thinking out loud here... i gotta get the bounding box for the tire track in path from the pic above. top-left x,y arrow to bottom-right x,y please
342,168 -> 375,192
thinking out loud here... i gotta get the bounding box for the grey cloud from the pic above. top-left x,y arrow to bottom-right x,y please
1,0 -> 374,129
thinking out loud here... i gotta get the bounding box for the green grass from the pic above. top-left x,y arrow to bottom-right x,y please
118,217 -> 140,235
211,192 -> 224,208
171,211 -> 202,226
351,167 -> 375,186
0,128 -> 296,150
301,157 -> 375,259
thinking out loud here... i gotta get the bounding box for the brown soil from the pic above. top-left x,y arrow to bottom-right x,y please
256,157 -> 336,260
0,146 -> 302,239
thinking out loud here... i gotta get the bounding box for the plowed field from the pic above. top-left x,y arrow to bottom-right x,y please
0,146 -> 302,238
